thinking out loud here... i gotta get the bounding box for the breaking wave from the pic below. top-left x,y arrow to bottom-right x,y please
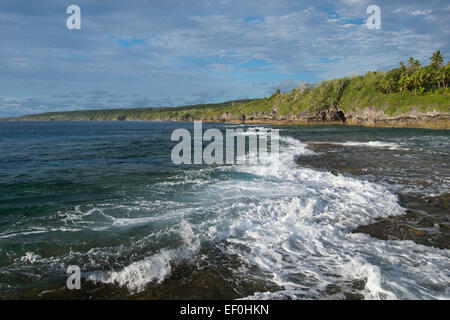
82,134 -> 449,299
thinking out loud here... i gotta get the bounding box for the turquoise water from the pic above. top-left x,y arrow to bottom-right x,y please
0,121 -> 448,299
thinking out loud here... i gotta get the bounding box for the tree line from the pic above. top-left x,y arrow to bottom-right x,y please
381,50 -> 449,94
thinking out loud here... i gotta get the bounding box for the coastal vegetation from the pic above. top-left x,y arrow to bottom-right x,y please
5,51 -> 449,126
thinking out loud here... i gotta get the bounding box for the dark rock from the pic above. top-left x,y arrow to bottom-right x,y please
318,106 -> 346,122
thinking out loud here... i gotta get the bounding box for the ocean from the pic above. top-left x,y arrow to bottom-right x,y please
0,121 -> 448,299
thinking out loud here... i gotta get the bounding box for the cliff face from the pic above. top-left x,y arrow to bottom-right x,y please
345,109 -> 450,127
204,106 -> 450,129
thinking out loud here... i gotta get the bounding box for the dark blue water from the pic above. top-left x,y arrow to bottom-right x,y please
0,121 -> 448,299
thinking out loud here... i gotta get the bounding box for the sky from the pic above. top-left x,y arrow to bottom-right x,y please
0,0 -> 449,117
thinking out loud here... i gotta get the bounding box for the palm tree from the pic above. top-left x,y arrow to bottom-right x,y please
435,68 -> 447,90
408,57 -> 420,67
421,66 -> 433,90
381,76 -> 395,94
430,50 -> 444,68
407,58 -> 421,74
411,71 -> 423,94
398,74 -> 410,92
444,64 -> 450,89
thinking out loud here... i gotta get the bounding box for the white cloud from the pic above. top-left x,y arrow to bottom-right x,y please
0,0 -> 448,116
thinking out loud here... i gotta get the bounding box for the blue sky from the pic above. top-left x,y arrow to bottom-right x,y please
0,0 -> 448,117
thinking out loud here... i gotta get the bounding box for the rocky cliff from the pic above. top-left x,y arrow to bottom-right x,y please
204,106 -> 450,129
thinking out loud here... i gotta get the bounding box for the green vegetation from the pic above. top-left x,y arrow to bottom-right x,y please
10,100 -> 253,121
271,50 -> 449,117
5,51 -> 449,122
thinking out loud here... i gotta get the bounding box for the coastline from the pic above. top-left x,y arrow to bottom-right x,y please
230,118 -> 450,129
0,120 -> 448,299
300,142 -> 450,250
4,118 -> 449,129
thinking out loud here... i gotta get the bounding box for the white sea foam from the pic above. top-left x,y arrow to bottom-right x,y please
88,249 -> 174,291
0,229 -> 48,240
87,220 -> 200,292
320,141 -> 407,150
0,226 -> 81,240
194,134 -> 449,299
85,132 -> 449,299
20,252 -> 42,264
111,210 -> 183,227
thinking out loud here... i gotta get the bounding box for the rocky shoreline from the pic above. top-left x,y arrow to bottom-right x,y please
5,107 -> 449,129
210,106 -> 450,129
297,142 -> 450,250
